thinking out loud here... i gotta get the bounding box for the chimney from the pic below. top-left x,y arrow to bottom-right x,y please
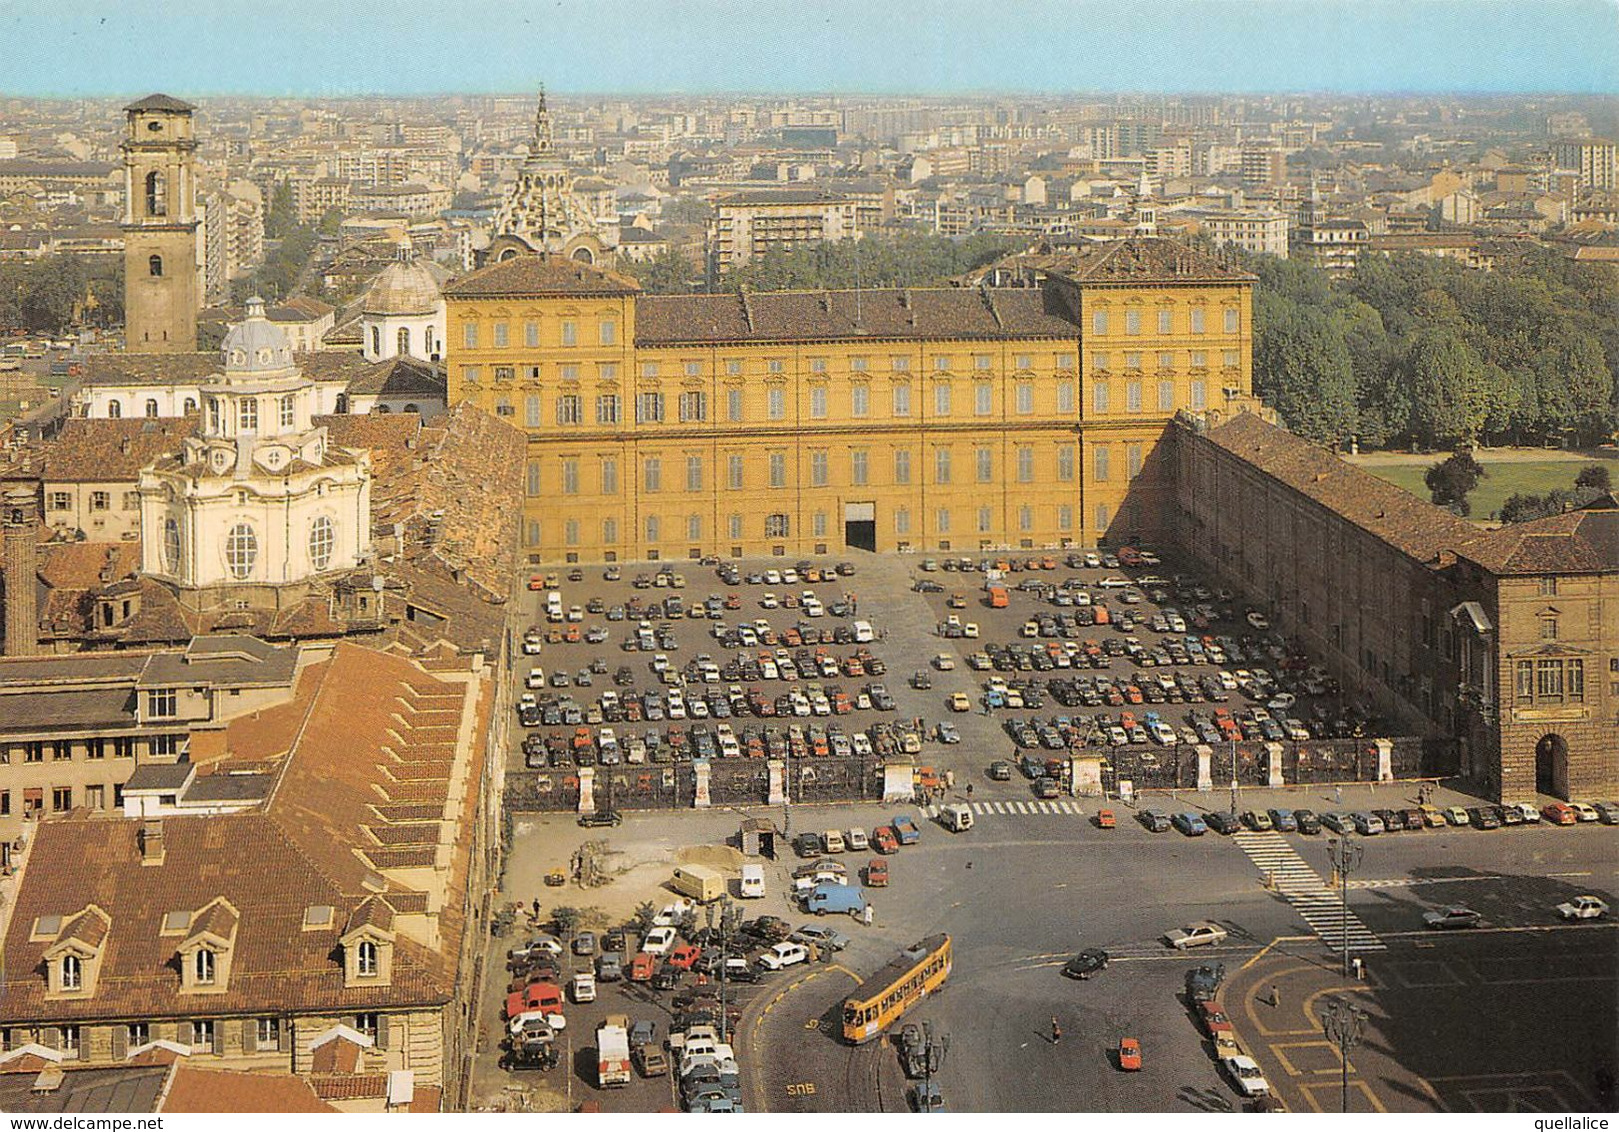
140,819 -> 165,866
2,487 -> 41,657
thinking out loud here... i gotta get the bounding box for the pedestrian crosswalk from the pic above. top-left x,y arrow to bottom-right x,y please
920,799 -> 1087,819
1233,831 -> 1385,953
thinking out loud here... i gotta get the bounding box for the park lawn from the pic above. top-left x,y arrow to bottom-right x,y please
1367,457 -> 1619,521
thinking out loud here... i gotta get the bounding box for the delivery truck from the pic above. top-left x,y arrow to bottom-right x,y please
670,863 -> 726,903
596,1015 -> 632,1088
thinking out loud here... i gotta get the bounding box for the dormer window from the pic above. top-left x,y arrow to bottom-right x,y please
357,941 -> 378,978
194,949 -> 216,985
61,954 -> 82,990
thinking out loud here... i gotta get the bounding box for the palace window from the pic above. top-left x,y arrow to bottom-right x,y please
1015,383 -> 1033,414
1190,380 -> 1207,410
894,449 -> 911,484
769,452 -> 787,488
524,321 -> 540,347
1016,447 -> 1034,482
765,514 -> 790,538
1125,309 -> 1141,335
1093,383 -> 1110,413
976,447 -> 993,483
147,689 -> 177,717
809,386 -> 827,418
686,515 -> 701,541
810,451 -> 828,487
526,461 -> 541,496
936,508 -> 951,533
91,491 -> 110,512
1126,381 -> 1142,413
977,507 -> 992,533
1541,617 -> 1558,641
1094,446 -> 1110,481
1158,309 -> 1173,334
601,457 -> 618,494
636,392 -> 665,424
562,460 -> 580,495
599,319 -> 617,346
462,322 -> 478,349
559,320 -> 576,346
851,384 -> 869,417
891,384 -> 911,417
643,457 -> 661,492
525,395 -> 542,427
1225,309 -> 1240,333
1092,310 -> 1108,335
934,384 -> 951,416
685,455 -> 702,492
974,382 -> 993,416
1056,381 -> 1074,414
1057,445 -> 1074,482
767,388 -> 786,420
727,388 -> 744,421
596,394 -> 620,424
557,395 -> 583,424
1158,381 -> 1175,411
727,455 -> 744,490
1058,504 -> 1072,530
895,507 -> 910,534
1190,308 -> 1206,334
934,448 -> 952,484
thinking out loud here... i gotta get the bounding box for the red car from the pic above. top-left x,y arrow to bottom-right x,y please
865,859 -> 889,886
505,980 -> 563,1020
1198,1002 -> 1233,1037
627,953 -> 657,982
527,574 -> 545,591
871,826 -> 899,854
1542,802 -> 1578,825
1118,1038 -> 1142,1071
667,945 -> 702,971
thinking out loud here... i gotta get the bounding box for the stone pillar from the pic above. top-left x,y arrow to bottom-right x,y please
2,488 -> 40,657
766,759 -> 784,806
1071,757 -> 1102,797
1266,742 -> 1285,787
693,759 -> 711,809
1374,739 -> 1393,782
1195,744 -> 1213,792
577,767 -> 594,814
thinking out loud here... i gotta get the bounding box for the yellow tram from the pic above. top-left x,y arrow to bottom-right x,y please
841,934 -> 952,1044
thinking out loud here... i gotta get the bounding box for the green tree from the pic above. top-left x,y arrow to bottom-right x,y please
1499,489 -> 1575,523
625,247 -> 697,295
1575,464 -> 1612,493
550,905 -> 581,939
264,180 -> 297,240
1404,326 -> 1489,447
1251,299 -> 1356,445
1425,450 -> 1485,516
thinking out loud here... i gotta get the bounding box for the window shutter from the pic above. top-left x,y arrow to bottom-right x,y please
211,1024 -> 225,1055
376,1015 -> 390,1050
277,1021 -> 289,1053
179,1021 -> 194,1047
42,1027 -> 61,1050
111,1026 -> 128,1061
243,1019 -> 257,1053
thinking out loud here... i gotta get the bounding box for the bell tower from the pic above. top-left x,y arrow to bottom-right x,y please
121,94 -> 200,353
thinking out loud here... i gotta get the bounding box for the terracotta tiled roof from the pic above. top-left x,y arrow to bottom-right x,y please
34,417 -> 196,482
125,93 -> 195,113
79,352 -> 375,390
1199,413 -> 1480,565
310,1073 -> 387,1100
341,357 -> 446,400
1456,493 -> 1619,575
635,286 -> 1076,346
1037,236 -> 1257,284
37,542 -> 140,592
443,253 -> 640,298
0,644 -> 487,1025
163,1066 -> 335,1114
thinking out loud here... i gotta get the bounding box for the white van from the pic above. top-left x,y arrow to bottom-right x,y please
852,620 -> 875,643
941,803 -> 974,832
739,864 -> 766,899
545,591 -> 564,622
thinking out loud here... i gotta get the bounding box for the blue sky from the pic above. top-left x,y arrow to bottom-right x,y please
5,0 -> 1616,96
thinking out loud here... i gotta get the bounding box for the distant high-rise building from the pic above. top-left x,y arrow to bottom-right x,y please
1239,140 -> 1286,188
121,94 -> 201,353
1550,137 -> 1617,191
707,191 -> 859,274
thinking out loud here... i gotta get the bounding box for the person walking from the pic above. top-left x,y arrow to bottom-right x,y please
1269,984 -> 1281,1008
1051,1016 -> 1063,1044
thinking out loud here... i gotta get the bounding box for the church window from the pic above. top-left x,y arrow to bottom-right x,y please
279,395 -> 295,429
308,516 -> 335,571
107,400 -> 122,419
183,397 -> 196,414
163,518 -> 181,573
145,170 -> 166,217
225,524 -> 258,580
371,327 -> 381,356
239,398 -> 258,430
145,399 -> 159,418
397,327 -> 410,356
149,254 -> 163,277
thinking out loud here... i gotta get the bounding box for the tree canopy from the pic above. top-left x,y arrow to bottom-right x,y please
1243,247 -> 1618,451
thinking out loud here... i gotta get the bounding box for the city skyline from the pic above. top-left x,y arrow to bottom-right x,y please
4,0 -> 1617,97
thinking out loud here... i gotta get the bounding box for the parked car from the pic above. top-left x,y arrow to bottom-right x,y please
1221,1054 -> 1271,1097
1204,811 -> 1241,835
1541,802 -> 1578,825
578,809 -> 623,828
1172,812 -> 1208,836
1117,1038 -> 1142,1072
1138,809 -> 1172,833
1292,808 -> 1322,834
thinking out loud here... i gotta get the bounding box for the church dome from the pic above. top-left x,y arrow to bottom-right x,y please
220,297 -> 295,375
361,260 -> 443,317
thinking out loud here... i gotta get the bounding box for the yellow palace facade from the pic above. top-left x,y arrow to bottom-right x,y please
442,238 -> 1257,564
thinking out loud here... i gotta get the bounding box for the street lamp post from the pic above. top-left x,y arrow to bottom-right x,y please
1229,739 -> 1239,814
1326,833 -> 1364,976
1320,995 -> 1367,1113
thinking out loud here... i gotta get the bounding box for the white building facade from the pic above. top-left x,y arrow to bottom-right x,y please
138,299 -> 372,592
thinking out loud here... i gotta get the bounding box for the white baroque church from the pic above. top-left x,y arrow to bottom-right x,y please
138,298 -> 372,601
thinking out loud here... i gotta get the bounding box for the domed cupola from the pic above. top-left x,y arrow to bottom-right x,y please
221,296 -> 296,378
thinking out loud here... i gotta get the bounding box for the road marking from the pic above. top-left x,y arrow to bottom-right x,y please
1233,831 -> 1385,952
